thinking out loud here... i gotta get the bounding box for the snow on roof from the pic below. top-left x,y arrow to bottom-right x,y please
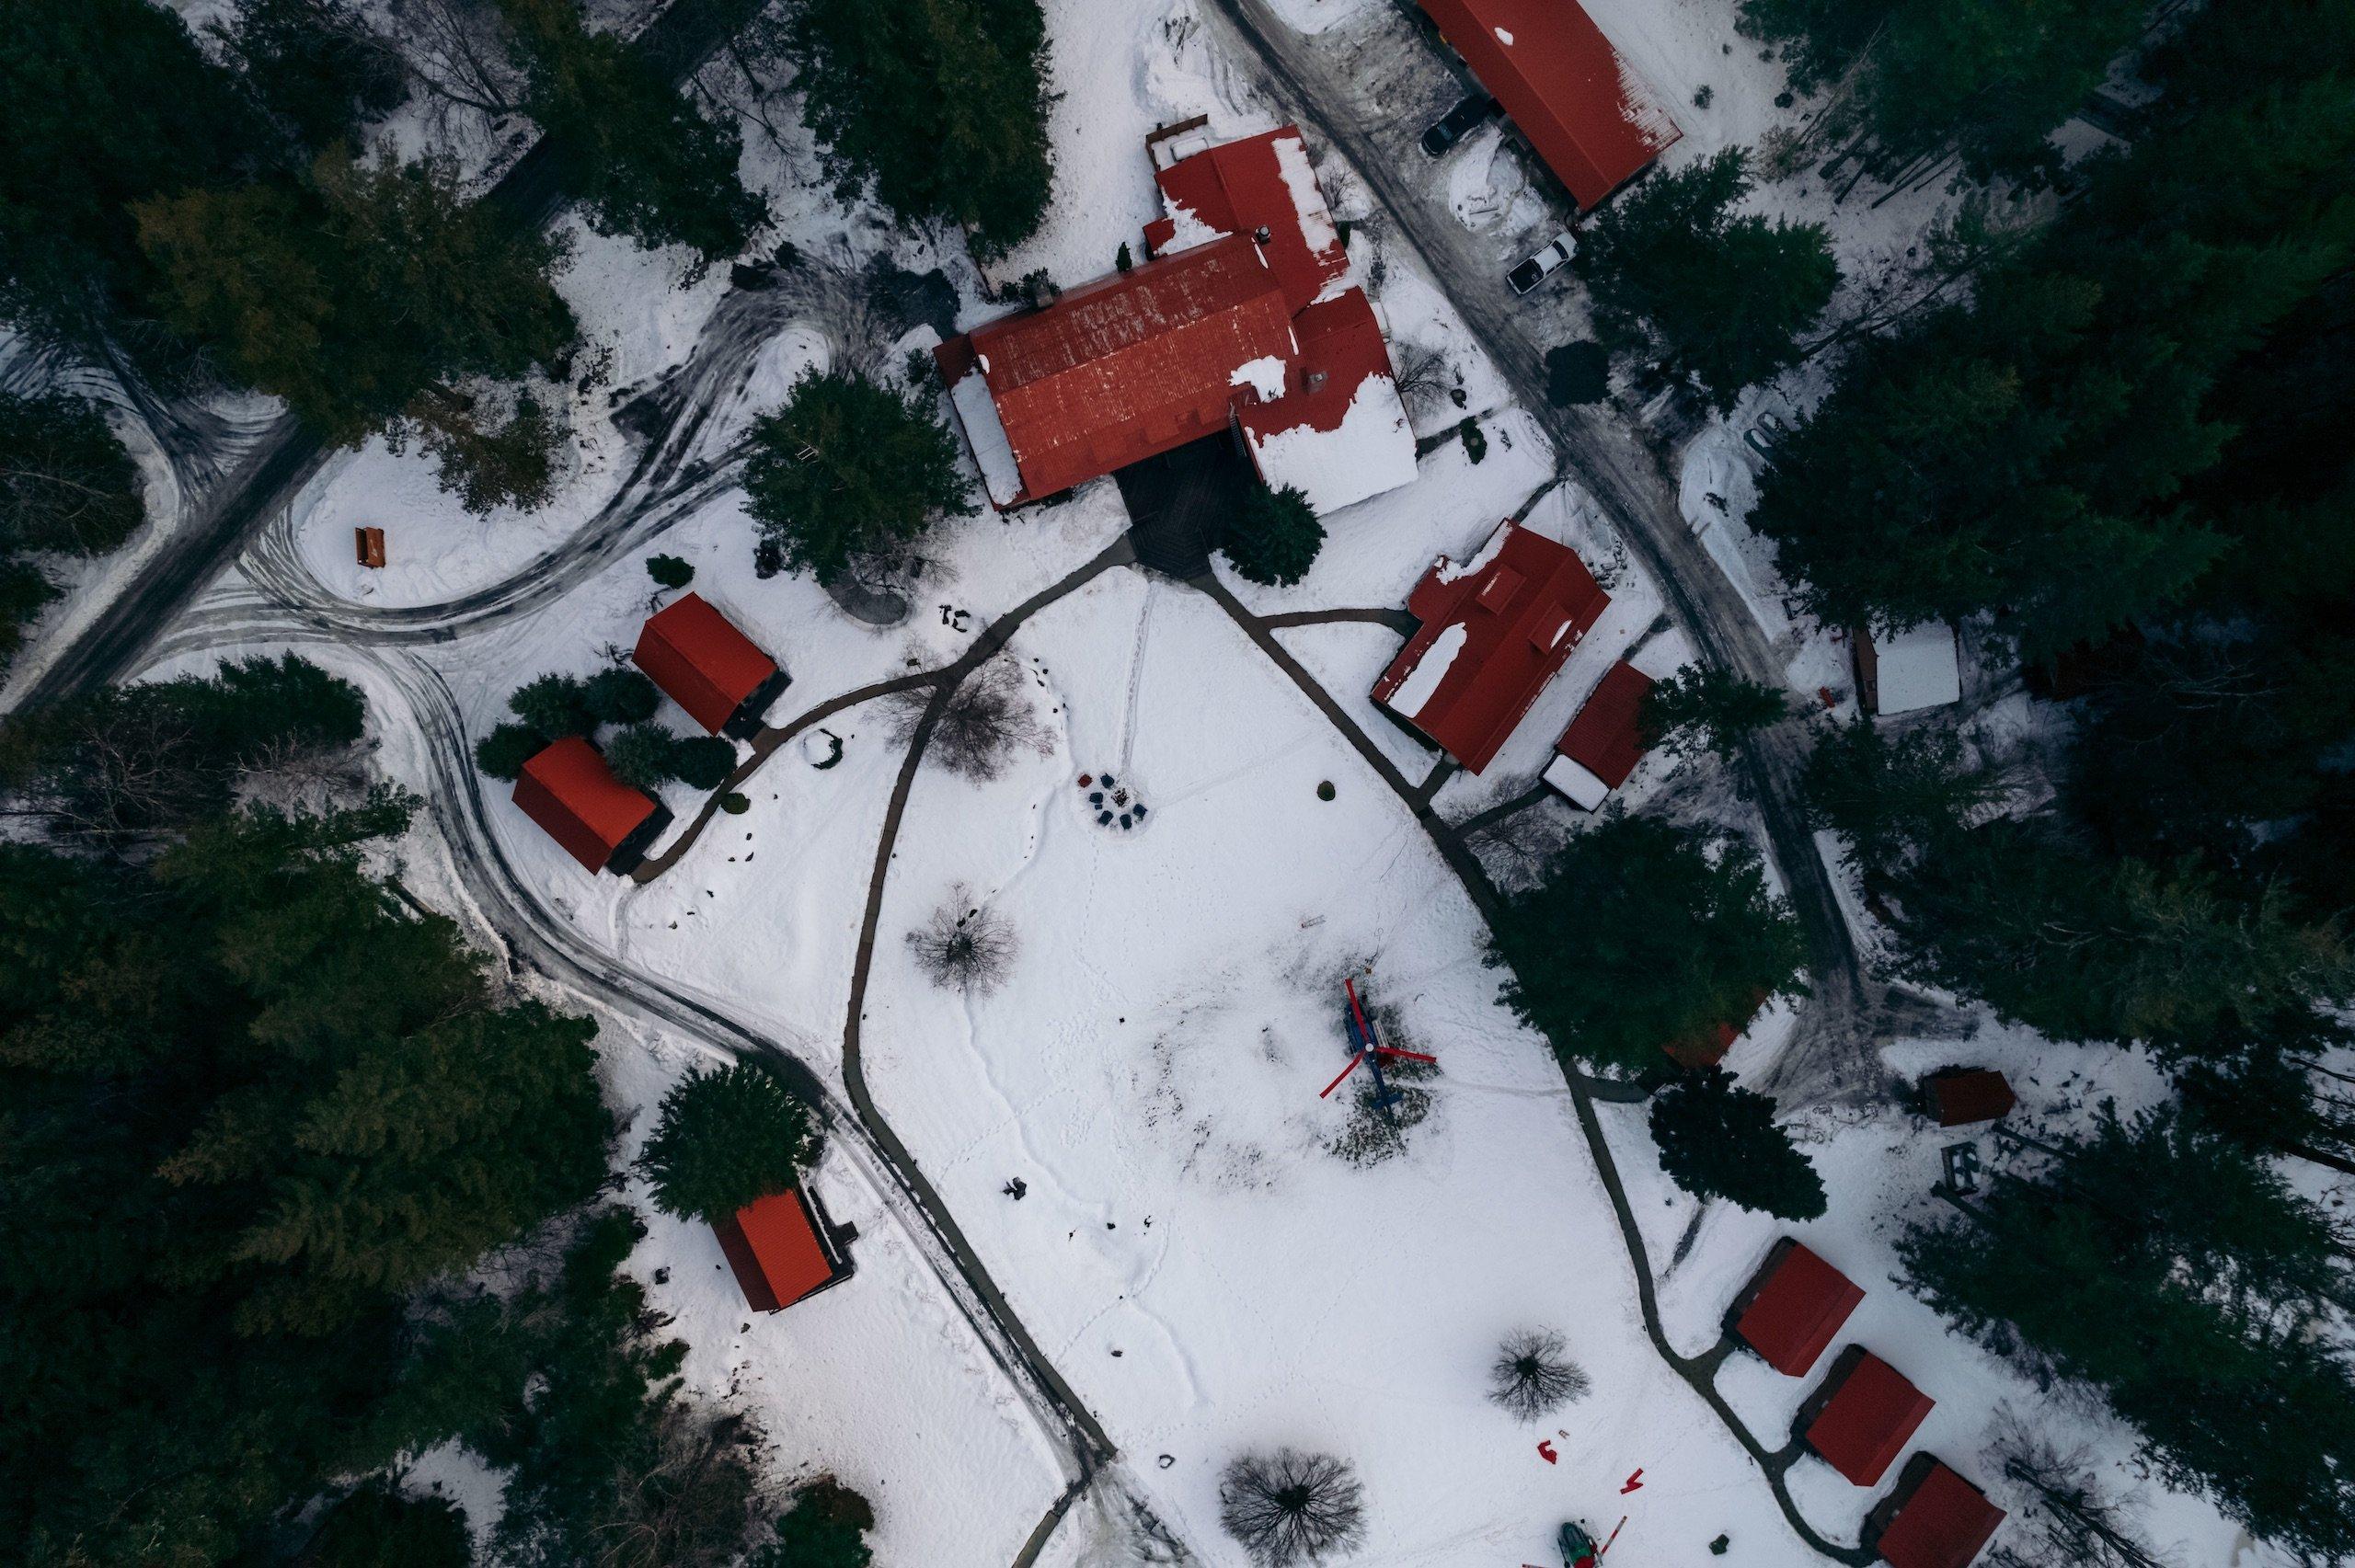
1231,354 -> 1289,400
1387,622 -> 1468,719
1542,752 -> 1612,810
949,368 -> 1024,509
933,235 -> 1297,505
1148,125 -> 1350,313
1238,288 -> 1418,515
1417,0 -> 1681,211
1373,521 -> 1609,773
1869,623 -> 1961,715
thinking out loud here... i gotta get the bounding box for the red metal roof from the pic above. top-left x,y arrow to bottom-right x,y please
1372,522 -> 1608,773
937,235 -> 1296,504
633,592 -> 777,734
1150,125 -> 1349,313
716,1189 -> 838,1313
511,736 -> 658,873
1924,1069 -> 2016,1127
1555,658 -> 1654,789
1808,1351 -> 1935,1486
1417,0 -> 1681,211
1237,287 -> 1398,444
1735,1240 -> 1864,1377
1878,1461 -> 2006,1568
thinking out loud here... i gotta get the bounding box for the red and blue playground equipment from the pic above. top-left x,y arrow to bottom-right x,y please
1319,978 -> 1438,1125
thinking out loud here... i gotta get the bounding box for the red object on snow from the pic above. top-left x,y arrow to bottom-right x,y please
936,235 -> 1294,506
633,592 -> 783,735
1619,1469 -> 1644,1494
1922,1068 -> 2016,1127
1732,1239 -> 1865,1377
1536,1439 -> 1558,1464
1804,1348 -> 1935,1486
1416,0 -> 1681,212
511,736 -> 661,874
1556,659 -> 1655,790
714,1188 -> 847,1314
1372,521 -> 1609,773
1873,1459 -> 2007,1568
1146,124 -> 1348,312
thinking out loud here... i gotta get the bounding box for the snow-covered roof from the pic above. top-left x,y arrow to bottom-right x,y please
949,369 -> 1024,509
1542,753 -> 1612,810
1869,623 -> 1961,716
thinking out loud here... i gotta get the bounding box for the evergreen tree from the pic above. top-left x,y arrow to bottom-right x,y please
671,735 -> 737,791
219,0 -> 407,155
1487,815 -> 1809,1077
741,369 -> 974,584
0,560 -> 57,675
303,1483 -> 472,1568
775,0 -> 1053,258
1886,818 -> 2353,1051
1802,718 -> 1999,877
0,797 -> 613,1562
0,388 -> 145,557
752,1479 -> 876,1568
1221,485 -> 1326,588
498,0 -> 764,264
1638,663 -> 1787,761
1648,1069 -> 1826,1219
1739,0 -> 2146,182
583,667 -> 661,727
639,1063 -> 820,1226
476,721 -> 548,781
411,389 -> 565,513
1897,1107 -> 2355,1557
605,722 -> 681,793
136,151 -> 579,470
507,671 -> 599,742
647,553 -> 696,589
1576,149 -> 1836,410
0,0 -> 269,362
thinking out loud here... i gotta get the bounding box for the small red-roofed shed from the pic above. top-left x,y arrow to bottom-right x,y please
511,736 -> 668,875
1731,1239 -> 1864,1376
1803,1347 -> 1936,1486
1372,521 -> 1609,773
1871,1457 -> 2006,1568
1416,0 -> 1681,211
1545,658 -> 1654,809
714,1188 -> 851,1314
1923,1068 -> 2016,1127
634,592 -> 788,738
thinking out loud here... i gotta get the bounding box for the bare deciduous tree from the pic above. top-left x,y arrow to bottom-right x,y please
1487,1327 -> 1591,1420
392,0 -> 523,118
1388,338 -> 1453,419
890,658 -> 1051,783
1983,1411 -> 2173,1568
905,887 -> 1017,995
1219,1448 -> 1366,1567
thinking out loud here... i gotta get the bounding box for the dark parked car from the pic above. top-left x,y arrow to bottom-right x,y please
1420,95 -> 1498,157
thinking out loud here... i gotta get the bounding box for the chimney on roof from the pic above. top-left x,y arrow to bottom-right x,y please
1306,370 -> 1328,393
1253,224 -> 1273,246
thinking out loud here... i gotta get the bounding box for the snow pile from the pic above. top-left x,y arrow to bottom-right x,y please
1229,354 -> 1290,400
1871,624 -> 1961,715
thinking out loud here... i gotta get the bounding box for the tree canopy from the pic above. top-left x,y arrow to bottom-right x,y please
1487,815 -> 1808,1077
639,1062 -> 821,1226
1221,485 -> 1326,588
1576,149 -> 1836,410
1648,1069 -> 1826,1219
773,0 -> 1054,258
741,369 -> 975,583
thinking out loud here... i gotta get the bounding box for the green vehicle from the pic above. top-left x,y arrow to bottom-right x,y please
1558,1519 -> 1603,1568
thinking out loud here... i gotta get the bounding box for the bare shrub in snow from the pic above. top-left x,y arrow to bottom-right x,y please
1218,1448 -> 1365,1567
1487,1328 -> 1591,1420
906,887 -> 1017,995
1983,1411 -> 2170,1568
1389,339 -> 1452,418
396,0 -> 524,117
890,658 -> 1050,782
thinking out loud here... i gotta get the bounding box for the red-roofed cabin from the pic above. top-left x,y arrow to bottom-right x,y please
633,592 -> 788,738
1417,0 -> 1681,212
1922,1068 -> 2016,1127
1372,521 -> 1608,773
1730,1239 -> 1864,1376
1236,288 -> 1419,513
1545,659 -> 1654,809
1801,1347 -> 1935,1486
1144,124 -> 1348,313
714,1187 -> 852,1314
1869,1457 -> 2006,1568
935,235 -> 1296,509
511,736 -> 669,875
